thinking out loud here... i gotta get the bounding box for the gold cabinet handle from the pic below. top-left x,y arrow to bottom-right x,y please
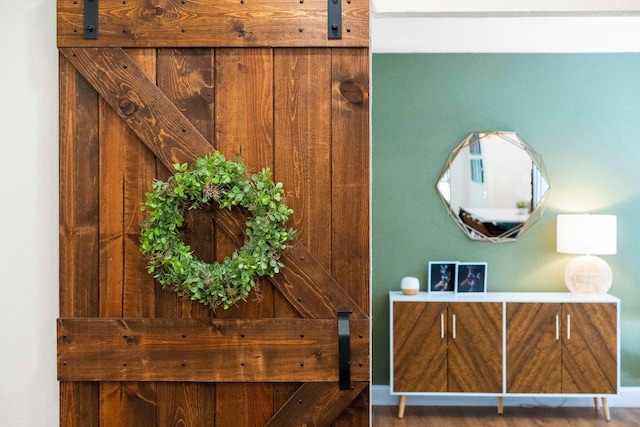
440,313 -> 445,339
556,315 -> 559,340
452,314 -> 457,339
567,314 -> 571,340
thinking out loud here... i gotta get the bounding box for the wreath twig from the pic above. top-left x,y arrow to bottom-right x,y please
140,152 -> 295,310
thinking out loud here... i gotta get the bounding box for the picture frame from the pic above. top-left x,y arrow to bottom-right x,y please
456,262 -> 488,293
428,261 -> 457,293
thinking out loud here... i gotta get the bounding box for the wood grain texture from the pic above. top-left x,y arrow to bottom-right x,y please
210,206 -> 368,320
215,383 -> 273,427
214,47 -> 275,320
213,47 -> 276,424
98,80 -> 127,318
507,302 -> 562,393
447,302 -> 502,393
373,405 -> 640,426
98,48 -> 158,319
155,47 -> 216,319
96,49 -> 159,427
330,48 -> 370,314
330,49 -> 370,427
121,50 -> 158,319
333,382 -> 370,427
562,303 -> 617,394
60,382 -> 100,427
61,46 -> 367,321
59,51 -> 101,427
393,302 -> 502,394
507,302 -> 617,395
156,382 -> 215,427
59,47 -> 214,168
58,318 -> 369,382
214,48 -> 274,166
100,381 -> 157,427
393,302 -> 447,392
59,52 -> 100,319
275,48 -> 332,269
154,48 -> 218,426
57,0 -> 368,48
266,382 -> 368,427
59,40 -> 370,426
275,240 -> 369,320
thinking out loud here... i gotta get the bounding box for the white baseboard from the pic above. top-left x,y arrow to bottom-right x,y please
372,385 -> 640,408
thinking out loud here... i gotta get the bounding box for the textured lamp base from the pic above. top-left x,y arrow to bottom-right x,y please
565,255 -> 612,294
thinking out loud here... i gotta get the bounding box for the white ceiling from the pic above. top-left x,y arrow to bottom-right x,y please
370,0 -> 640,53
371,0 -> 640,16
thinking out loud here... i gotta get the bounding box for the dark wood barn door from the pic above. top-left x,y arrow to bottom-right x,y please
57,1 -> 369,426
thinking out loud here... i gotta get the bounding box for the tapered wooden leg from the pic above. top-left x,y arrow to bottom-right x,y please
397,395 -> 407,419
594,397 -> 599,410
497,397 -> 504,415
602,397 -> 610,422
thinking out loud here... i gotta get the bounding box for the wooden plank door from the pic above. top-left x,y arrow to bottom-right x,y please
393,302 -> 448,392
447,302 -> 502,393
561,303 -> 617,394
57,1 -> 369,426
506,302 -> 562,393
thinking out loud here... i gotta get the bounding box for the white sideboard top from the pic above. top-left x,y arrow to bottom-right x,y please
389,291 -> 620,304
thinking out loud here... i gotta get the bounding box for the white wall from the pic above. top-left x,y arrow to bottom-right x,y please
0,1 -> 59,426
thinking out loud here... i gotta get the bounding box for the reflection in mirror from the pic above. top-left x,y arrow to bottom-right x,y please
437,131 -> 550,242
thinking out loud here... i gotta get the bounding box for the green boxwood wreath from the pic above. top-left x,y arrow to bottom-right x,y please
140,152 -> 295,310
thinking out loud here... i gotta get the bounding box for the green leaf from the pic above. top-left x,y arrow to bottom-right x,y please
139,152 -> 297,311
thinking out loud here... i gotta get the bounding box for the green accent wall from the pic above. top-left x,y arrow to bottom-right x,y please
372,53 -> 640,386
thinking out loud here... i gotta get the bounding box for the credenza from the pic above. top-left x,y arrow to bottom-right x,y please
390,291 -> 619,421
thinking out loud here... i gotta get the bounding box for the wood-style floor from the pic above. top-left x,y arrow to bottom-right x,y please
373,406 -> 640,426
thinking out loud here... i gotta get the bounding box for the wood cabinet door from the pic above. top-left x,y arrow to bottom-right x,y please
562,303 -> 617,394
507,303 -> 562,393
448,302 -> 502,393
393,302 -> 447,392
507,302 -> 617,395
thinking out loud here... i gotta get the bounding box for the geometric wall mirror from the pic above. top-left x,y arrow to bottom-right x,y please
437,131 -> 551,242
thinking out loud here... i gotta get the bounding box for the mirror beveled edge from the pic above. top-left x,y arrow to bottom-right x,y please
436,131 -> 551,243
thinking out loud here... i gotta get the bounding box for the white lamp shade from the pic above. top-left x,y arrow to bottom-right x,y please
557,214 -> 617,255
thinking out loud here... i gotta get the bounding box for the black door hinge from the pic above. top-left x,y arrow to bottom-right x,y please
84,0 -> 98,39
328,0 -> 342,40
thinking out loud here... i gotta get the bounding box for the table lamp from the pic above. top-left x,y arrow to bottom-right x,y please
556,214 -> 617,294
